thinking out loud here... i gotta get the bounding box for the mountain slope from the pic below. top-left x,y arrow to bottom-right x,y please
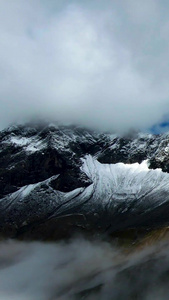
1,122 -> 169,238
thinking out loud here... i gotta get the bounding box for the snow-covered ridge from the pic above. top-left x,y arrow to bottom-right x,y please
1,154 -> 169,234
81,155 -> 169,206
3,155 -> 169,210
2,155 -> 169,208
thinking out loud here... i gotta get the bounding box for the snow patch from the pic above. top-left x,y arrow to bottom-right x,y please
10,137 -> 30,146
20,183 -> 40,198
10,136 -> 45,153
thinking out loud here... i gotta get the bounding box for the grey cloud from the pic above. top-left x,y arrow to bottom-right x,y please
1,238 -> 169,299
0,0 -> 169,132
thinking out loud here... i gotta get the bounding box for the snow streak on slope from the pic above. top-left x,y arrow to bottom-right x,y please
81,156 -> 169,208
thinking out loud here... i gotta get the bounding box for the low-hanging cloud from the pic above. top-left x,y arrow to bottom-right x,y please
1,0 -> 169,132
1,237 -> 169,300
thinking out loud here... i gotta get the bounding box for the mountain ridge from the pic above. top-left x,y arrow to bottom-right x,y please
1,122 -> 169,239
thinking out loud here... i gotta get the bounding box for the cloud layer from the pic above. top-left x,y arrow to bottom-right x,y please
1,0 -> 169,132
1,237 -> 169,299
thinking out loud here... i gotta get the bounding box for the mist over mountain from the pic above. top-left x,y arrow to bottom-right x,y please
1,0 -> 169,132
1,237 -> 169,300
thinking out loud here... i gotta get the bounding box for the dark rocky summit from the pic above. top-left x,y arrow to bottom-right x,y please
1,122 -> 169,239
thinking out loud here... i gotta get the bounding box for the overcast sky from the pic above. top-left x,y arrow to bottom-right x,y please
1,0 -> 169,132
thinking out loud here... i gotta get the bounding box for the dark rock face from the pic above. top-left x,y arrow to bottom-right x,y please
1,122 -> 169,239
98,134 -> 160,164
0,123 -> 106,198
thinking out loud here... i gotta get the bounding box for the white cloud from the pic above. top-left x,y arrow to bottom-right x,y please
0,0 -> 169,132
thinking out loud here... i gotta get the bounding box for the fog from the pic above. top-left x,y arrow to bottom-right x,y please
0,237 -> 169,299
1,0 -> 169,132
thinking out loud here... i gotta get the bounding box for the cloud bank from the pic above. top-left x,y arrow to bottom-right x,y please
0,0 -> 169,132
1,238 -> 169,299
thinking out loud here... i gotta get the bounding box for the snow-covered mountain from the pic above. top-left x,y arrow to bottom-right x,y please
1,122 -> 169,239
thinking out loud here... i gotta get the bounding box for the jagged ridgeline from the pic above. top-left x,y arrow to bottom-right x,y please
1,122 -> 169,239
